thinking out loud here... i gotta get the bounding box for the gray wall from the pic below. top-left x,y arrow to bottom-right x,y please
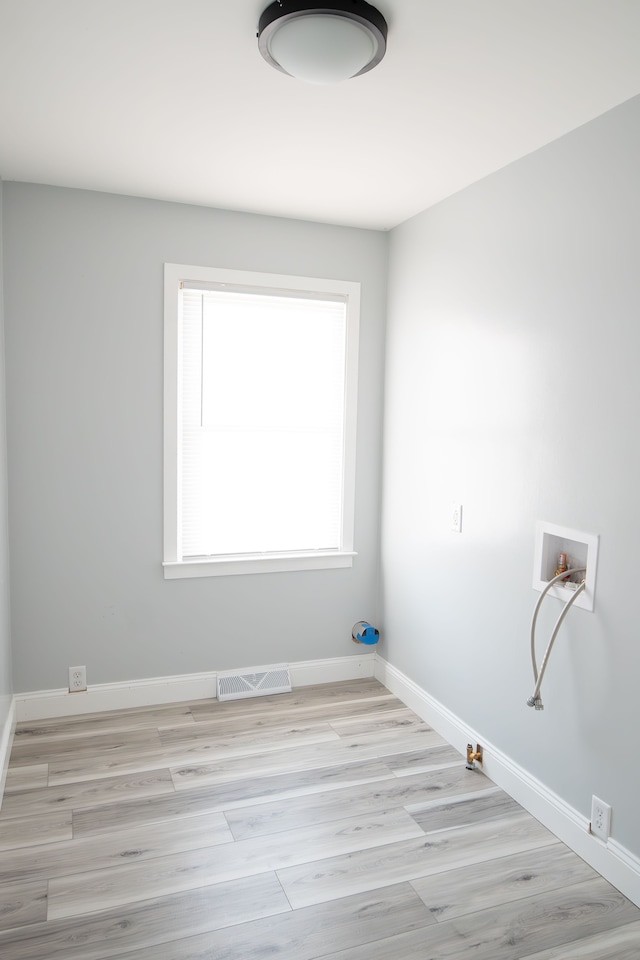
382,94 -> 640,854
0,180 -> 12,738
3,184 -> 388,692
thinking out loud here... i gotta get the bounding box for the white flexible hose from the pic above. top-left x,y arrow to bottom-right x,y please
528,567 -> 586,709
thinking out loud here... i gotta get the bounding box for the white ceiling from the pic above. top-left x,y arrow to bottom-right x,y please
1,1 -> 640,230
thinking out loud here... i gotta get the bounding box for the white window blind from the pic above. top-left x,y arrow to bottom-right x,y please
179,283 -> 349,560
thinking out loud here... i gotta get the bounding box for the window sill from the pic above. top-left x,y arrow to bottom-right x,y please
163,551 -> 357,579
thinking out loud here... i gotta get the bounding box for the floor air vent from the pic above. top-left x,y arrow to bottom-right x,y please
216,664 -> 292,702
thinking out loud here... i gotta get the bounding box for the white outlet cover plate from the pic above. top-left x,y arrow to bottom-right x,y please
451,503 -> 463,533
69,666 -> 87,692
591,795 -> 611,842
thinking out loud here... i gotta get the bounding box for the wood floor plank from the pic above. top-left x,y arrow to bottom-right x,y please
13,703 -> 195,744
186,680 -> 391,721
327,707 -> 427,737
47,807 -> 425,919
72,757 -> 396,837
519,918 -> 640,959
406,786 -> 523,833
410,843 -> 598,920
384,744 -> 462,776
0,879 -> 47,932
277,809 -> 558,908
10,728 -> 163,768
3,764 -> 48,793
0,809 -> 233,884
157,718 -> 342,751
159,695 -> 405,740
314,877 -> 640,960
0,812 -> 72,851
171,725 -> 447,790
185,688 -> 395,730
0,873 -> 290,960
47,722 -> 341,785
0,769 -> 175,820
224,766 -> 498,840
100,882 -> 437,960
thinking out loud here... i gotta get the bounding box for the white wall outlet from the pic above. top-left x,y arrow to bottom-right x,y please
451,503 -> 463,533
69,665 -> 87,692
590,795 -> 611,842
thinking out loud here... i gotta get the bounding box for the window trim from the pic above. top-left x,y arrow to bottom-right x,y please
163,263 -> 360,579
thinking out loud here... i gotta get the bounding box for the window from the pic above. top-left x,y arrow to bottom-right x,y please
163,264 -> 360,578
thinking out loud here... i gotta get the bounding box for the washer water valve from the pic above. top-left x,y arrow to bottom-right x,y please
466,743 -> 483,769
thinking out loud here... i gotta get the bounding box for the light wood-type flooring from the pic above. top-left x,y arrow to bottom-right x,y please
1,678 -> 639,959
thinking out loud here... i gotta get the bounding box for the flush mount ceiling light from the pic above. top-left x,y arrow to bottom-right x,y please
258,1 -> 388,84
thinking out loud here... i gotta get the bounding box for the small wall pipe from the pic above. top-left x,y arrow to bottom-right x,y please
352,622 -> 379,645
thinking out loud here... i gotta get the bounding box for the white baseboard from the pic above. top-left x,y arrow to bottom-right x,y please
0,698 -> 16,809
14,654 -> 376,722
374,655 -> 640,909
289,654 -> 376,687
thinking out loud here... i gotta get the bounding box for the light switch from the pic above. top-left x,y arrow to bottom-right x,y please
452,503 -> 463,533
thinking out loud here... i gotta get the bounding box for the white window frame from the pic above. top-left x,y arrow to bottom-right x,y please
163,263 -> 360,579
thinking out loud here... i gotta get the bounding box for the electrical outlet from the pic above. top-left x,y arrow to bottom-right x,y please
69,665 -> 87,692
590,795 -> 611,842
451,503 -> 463,533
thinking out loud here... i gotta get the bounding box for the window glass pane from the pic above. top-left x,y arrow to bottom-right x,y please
180,287 -> 347,558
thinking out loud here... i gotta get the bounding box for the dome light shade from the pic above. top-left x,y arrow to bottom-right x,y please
258,1 -> 388,84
